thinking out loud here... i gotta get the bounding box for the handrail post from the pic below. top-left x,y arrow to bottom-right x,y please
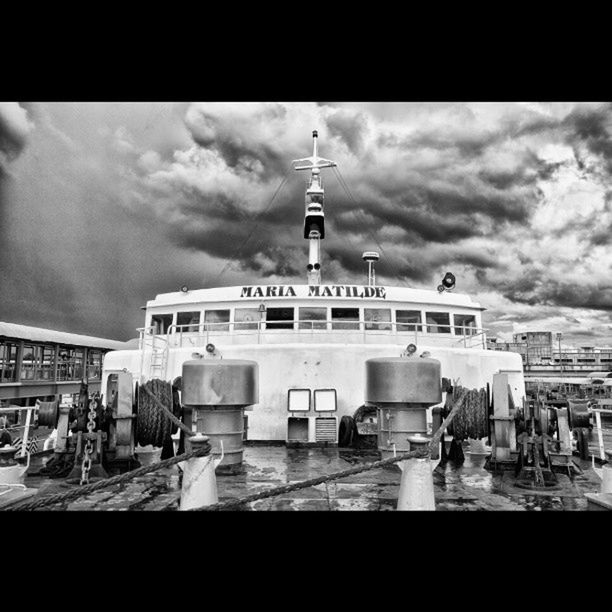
179,434 -> 218,510
19,407 -> 33,459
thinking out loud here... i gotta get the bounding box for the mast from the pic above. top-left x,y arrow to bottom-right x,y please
292,130 -> 337,285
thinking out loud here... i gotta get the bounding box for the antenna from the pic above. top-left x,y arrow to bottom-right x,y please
291,130 -> 337,173
362,251 -> 380,287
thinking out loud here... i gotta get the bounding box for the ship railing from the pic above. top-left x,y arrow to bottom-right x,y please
139,321 -> 488,349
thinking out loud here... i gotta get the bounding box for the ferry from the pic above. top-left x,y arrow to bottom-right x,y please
101,131 -> 526,446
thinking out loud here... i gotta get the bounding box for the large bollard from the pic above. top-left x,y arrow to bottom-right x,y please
179,434 -> 220,511
365,355 -> 441,511
182,359 -> 258,474
397,434 -> 436,511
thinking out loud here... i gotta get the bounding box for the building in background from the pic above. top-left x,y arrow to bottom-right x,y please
487,331 -> 612,377
0,321 -> 129,409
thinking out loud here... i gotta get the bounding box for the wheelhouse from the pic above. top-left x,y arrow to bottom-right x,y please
140,284 -> 486,350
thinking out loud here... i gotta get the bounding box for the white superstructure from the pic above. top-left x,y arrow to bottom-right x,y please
102,132 -> 525,443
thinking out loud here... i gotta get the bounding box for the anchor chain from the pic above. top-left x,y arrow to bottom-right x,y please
79,398 -> 97,485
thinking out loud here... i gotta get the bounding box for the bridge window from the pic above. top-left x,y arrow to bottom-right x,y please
0,341 -> 18,382
234,308 -> 260,330
425,312 -> 451,334
151,313 -> 173,334
331,307 -> 359,330
177,311 -> 200,332
396,310 -> 422,332
299,307 -> 327,330
364,308 -> 391,330
266,307 -> 294,330
204,309 -> 230,332
453,314 -> 477,335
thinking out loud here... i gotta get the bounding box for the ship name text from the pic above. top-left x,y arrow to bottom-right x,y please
239,285 -> 387,299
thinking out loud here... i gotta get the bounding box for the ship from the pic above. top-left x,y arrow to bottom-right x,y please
100,130 -> 526,448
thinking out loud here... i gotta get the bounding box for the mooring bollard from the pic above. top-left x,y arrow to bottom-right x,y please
397,434 -> 435,511
179,434 -> 220,511
601,451 -> 612,495
585,450 -> 612,510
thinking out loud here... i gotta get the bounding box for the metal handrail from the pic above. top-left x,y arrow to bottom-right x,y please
137,321 -> 488,349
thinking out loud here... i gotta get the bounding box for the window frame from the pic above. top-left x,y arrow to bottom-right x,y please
395,309 -> 423,333
298,306 -> 328,330
331,307 -> 360,331
176,311 -> 201,333
425,311 -> 452,334
204,309 -> 230,332
364,308 -> 392,331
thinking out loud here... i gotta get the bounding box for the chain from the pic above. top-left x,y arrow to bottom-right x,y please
79,398 -> 97,485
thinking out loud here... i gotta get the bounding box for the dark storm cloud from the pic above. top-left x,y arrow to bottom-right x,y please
494,266 -> 612,312
4,102 -> 612,345
325,108 -> 368,155
0,105 -> 30,164
562,103 -> 612,175
173,102 -> 543,284
334,204 -> 482,244
184,103 -> 295,179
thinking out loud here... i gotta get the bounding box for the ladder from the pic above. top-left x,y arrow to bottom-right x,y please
140,331 -> 169,382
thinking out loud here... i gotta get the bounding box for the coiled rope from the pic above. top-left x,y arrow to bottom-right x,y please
446,385 -> 489,441
136,379 -> 181,447
136,379 -> 194,446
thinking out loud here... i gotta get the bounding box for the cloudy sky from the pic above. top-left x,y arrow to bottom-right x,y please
1,101 -> 611,346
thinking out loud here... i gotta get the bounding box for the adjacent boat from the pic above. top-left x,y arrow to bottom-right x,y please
101,131 -> 526,444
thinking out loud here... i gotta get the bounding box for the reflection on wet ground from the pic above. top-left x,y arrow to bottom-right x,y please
10,443 -> 606,511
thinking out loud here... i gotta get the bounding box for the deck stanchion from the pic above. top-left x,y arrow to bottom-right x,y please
179,434 -> 219,511
397,434 -> 435,511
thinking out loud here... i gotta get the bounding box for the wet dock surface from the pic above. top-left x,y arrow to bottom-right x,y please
5,442 -> 606,511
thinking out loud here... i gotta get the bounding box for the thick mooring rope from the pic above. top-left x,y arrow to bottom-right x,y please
4,442 -> 212,511
7,389 -> 469,512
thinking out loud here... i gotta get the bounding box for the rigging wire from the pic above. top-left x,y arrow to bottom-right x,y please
331,166 -> 405,284
208,168 -> 292,287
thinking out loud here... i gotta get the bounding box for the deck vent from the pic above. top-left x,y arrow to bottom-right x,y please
315,417 -> 337,442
